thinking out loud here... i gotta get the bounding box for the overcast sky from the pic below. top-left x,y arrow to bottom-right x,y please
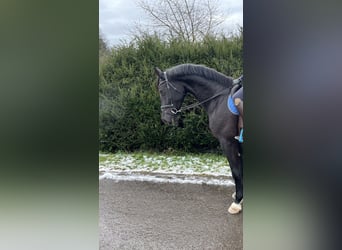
100,0 -> 243,47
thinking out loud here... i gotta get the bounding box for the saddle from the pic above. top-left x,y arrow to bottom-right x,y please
233,75 -> 243,85
230,82 -> 242,96
227,77 -> 243,115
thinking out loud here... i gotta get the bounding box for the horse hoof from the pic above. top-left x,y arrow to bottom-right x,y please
228,202 -> 242,214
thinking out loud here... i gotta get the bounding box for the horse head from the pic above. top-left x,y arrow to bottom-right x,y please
155,67 -> 185,127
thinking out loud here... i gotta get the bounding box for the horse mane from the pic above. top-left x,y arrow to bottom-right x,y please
166,64 -> 233,86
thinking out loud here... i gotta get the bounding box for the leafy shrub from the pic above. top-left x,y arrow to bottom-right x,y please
99,33 -> 242,153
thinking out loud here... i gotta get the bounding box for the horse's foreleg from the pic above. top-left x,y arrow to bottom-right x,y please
220,139 -> 243,214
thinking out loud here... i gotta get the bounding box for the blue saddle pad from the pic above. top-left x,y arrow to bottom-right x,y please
227,95 -> 239,115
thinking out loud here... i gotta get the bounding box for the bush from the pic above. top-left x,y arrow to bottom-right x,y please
99,33 -> 242,153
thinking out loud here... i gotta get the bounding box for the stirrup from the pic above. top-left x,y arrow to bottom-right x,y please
234,129 -> 243,143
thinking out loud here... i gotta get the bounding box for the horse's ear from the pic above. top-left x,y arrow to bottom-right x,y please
154,67 -> 163,77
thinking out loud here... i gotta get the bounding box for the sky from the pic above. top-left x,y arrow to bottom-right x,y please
99,0 -> 243,47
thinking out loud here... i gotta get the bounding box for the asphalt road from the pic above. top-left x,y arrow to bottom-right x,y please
99,179 -> 242,250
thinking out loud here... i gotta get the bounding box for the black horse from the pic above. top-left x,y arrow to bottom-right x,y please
155,63 -> 243,214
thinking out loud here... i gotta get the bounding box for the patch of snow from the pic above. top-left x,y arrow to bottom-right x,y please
99,171 -> 234,187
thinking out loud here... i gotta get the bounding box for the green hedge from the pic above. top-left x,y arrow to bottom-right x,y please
99,34 -> 242,153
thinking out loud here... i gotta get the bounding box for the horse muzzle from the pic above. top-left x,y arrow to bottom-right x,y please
161,112 -> 180,127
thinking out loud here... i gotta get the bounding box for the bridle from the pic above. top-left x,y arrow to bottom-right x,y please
159,71 -> 243,115
159,72 -> 185,114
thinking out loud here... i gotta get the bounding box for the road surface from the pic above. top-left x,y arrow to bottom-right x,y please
99,179 -> 242,249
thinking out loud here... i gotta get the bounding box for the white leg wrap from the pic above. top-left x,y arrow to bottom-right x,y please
228,202 -> 242,214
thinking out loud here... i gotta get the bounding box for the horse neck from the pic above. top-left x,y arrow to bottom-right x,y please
181,76 -> 229,102
180,75 -> 230,112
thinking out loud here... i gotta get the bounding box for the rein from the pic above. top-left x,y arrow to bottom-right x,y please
160,71 -> 242,115
173,88 -> 231,114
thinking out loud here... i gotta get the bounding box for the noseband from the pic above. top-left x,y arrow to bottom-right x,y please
159,71 -> 242,115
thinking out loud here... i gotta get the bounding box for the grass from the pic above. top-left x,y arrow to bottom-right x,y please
99,151 -> 231,176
